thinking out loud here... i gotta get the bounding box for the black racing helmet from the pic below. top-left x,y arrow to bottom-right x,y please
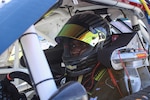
55,13 -> 111,77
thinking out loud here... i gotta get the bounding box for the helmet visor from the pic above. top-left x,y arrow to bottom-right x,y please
56,24 -> 103,47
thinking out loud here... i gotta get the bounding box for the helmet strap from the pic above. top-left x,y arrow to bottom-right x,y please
78,75 -> 83,83
66,67 -> 92,77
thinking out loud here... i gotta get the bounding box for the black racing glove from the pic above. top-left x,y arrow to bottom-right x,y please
0,78 -> 27,100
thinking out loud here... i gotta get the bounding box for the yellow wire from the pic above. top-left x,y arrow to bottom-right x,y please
139,0 -> 150,16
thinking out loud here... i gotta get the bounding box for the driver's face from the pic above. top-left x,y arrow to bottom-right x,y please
69,39 -> 90,57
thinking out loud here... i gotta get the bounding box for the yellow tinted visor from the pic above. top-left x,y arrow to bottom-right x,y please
56,24 -> 101,46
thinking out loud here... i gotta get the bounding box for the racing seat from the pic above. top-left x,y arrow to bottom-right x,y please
98,32 -> 136,68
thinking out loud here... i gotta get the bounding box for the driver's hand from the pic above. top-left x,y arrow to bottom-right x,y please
0,79 -> 26,100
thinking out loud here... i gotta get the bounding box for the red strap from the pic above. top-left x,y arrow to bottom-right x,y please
107,68 -> 124,97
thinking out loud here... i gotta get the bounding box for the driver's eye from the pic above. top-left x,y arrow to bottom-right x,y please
69,41 -> 80,49
82,44 -> 87,48
69,39 -> 90,50
72,44 -> 76,48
